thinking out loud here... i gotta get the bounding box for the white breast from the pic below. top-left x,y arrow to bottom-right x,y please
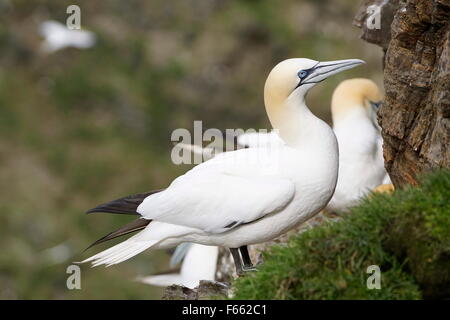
328,114 -> 387,212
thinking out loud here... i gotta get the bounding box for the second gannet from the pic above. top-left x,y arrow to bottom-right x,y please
327,78 -> 389,212
80,58 -> 364,274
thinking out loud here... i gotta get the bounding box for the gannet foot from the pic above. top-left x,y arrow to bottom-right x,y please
231,246 -> 262,275
236,264 -> 259,276
242,265 -> 258,272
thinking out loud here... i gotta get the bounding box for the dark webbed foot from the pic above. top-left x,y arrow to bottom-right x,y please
230,246 -> 260,276
241,265 -> 258,273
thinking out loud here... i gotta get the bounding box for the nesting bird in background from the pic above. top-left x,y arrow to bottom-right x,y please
327,78 -> 391,212
80,58 -> 364,274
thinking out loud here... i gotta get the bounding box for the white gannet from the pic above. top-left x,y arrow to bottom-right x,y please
137,243 -> 219,289
165,79 -> 391,274
81,58 -> 364,274
327,78 -> 389,211
39,20 -> 96,53
237,78 -> 391,212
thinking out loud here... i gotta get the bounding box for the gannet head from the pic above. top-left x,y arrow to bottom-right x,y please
264,58 -> 365,110
264,58 -> 365,140
331,78 -> 382,126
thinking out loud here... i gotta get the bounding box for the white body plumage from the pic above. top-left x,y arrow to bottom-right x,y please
82,58 -> 363,268
138,244 -> 219,289
237,78 -> 390,212
328,108 -> 386,211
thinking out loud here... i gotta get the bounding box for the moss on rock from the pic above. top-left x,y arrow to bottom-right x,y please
383,170 -> 450,298
232,170 -> 450,299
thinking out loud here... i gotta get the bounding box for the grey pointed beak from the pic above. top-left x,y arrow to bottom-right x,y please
305,59 -> 365,84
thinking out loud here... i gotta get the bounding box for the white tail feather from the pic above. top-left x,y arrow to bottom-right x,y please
82,237 -> 159,267
137,274 -> 183,287
80,221 -> 195,267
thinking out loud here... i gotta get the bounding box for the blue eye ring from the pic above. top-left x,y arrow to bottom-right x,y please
369,101 -> 381,109
298,70 -> 308,79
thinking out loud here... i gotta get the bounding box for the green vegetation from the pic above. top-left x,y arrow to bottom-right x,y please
233,170 -> 450,299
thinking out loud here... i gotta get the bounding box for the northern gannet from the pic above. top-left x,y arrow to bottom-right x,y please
165,78 -> 389,276
39,20 -> 96,53
81,58 -> 364,274
237,78 -> 391,212
327,78 -> 389,211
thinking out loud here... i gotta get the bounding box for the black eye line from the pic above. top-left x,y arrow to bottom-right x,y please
312,61 -> 342,70
294,61 -> 356,91
369,101 -> 382,109
293,61 -> 323,92
304,61 -> 357,85
302,66 -> 342,85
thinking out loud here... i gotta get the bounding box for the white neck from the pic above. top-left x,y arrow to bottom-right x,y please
332,106 -> 369,129
333,109 -> 380,156
266,90 -> 337,151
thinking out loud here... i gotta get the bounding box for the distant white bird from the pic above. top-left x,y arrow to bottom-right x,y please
81,58 -> 364,274
39,20 -> 96,53
137,244 -> 218,289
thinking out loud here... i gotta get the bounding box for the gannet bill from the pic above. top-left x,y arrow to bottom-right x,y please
137,244 -> 219,289
81,58 -> 364,274
39,20 -> 96,53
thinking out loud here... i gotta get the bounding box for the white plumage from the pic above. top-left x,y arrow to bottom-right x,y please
137,244 -> 218,289
82,58 -> 364,269
236,78 -> 391,212
328,78 -> 390,211
237,130 -> 284,148
39,20 -> 96,53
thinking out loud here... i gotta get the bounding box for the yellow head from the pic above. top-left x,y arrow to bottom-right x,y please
331,78 -> 383,123
264,59 -> 365,131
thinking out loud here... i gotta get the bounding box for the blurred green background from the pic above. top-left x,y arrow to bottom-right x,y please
0,0 -> 383,299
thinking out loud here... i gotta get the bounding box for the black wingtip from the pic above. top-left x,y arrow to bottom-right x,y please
85,207 -> 116,214
85,206 -> 137,215
83,218 -> 152,252
86,190 -> 163,215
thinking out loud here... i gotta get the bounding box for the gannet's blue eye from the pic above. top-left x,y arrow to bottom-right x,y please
369,101 -> 382,110
298,70 -> 308,79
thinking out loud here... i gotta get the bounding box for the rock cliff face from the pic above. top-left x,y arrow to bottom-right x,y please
355,0 -> 450,186
163,281 -> 229,300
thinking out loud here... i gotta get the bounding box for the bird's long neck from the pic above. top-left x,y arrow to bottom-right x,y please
265,91 -> 336,150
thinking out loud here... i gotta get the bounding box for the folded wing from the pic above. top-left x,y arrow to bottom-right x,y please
137,150 -> 295,233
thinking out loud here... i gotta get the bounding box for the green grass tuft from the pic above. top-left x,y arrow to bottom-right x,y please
232,170 -> 450,299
